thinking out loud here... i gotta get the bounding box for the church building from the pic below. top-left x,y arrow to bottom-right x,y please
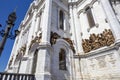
5,0 -> 120,80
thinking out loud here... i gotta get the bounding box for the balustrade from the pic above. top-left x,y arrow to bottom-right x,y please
0,72 -> 35,80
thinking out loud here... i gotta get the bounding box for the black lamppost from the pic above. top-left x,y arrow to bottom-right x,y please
0,11 -> 19,56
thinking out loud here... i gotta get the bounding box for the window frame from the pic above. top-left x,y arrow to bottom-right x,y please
85,7 -> 96,28
59,48 -> 67,70
59,10 -> 65,30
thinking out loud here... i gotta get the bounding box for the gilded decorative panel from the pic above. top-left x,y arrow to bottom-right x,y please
82,29 -> 115,53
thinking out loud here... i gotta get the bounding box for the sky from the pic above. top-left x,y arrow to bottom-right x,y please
0,0 -> 33,72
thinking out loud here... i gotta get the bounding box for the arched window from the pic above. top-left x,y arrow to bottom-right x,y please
59,10 -> 64,30
32,49 -> 38,74
85,7 -> 95,28
59,48 -> 66,70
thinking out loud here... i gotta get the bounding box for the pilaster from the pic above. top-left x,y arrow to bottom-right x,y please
41,0 -> 52,44
35,44 -> 51,80
34,13 -> 41,36
72,5 -> 84,54
19,57 -> 28,73
25,9 -> 37,55
69,5 -> 78,53
100,0 -> 120,44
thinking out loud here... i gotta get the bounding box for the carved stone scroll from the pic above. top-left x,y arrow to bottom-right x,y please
50,32 -> 60,45
29,33 -> 42,49
20,44 -> 26,56
82,29 -> 115,53
63,38 -> 75,53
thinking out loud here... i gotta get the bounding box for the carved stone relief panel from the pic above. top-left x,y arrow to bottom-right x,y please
88,53 -> 117,71
89,59 -> 96,70
88,55 -> 107,70
107,53 -> 116,67
96,56 -> 106,68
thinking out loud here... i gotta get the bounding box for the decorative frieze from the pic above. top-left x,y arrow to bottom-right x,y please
82,29 -> 115,53
29,33 -> 42,49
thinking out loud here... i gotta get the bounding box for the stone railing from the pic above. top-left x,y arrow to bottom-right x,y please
0,72 -> 35,80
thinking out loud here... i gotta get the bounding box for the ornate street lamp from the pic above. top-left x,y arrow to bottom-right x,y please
0,11 -> 19,56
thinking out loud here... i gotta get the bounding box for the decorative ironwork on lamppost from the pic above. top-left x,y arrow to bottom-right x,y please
0,11 -> 19,56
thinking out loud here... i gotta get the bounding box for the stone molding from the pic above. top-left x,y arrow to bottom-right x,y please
77,0 -> 97,15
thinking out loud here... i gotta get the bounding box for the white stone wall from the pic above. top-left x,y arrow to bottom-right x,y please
78,0 -> 110,39
85,49 -> 120,79
6,0 -> 120,80
51,0 -> 70,38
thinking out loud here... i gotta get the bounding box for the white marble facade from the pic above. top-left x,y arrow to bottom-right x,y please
6,0 -> 120,80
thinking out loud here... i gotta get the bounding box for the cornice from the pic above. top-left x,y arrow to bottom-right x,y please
68,0 -> 83,6
74,44 -> 119,58
34,0 -> 45,10
77,0 -> 97,15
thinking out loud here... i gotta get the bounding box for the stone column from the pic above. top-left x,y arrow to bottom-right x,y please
19,58 -> 28,73
72,5 -> 84,54
34,0 -> 52,80
41,0 -> 52,44
26,57 -> 34,74
69,5 -> 78,53
101,0 -> 120,43
35,46 -> 51,80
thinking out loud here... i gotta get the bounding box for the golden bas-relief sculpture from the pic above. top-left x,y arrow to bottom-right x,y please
82,29 -> 115,53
